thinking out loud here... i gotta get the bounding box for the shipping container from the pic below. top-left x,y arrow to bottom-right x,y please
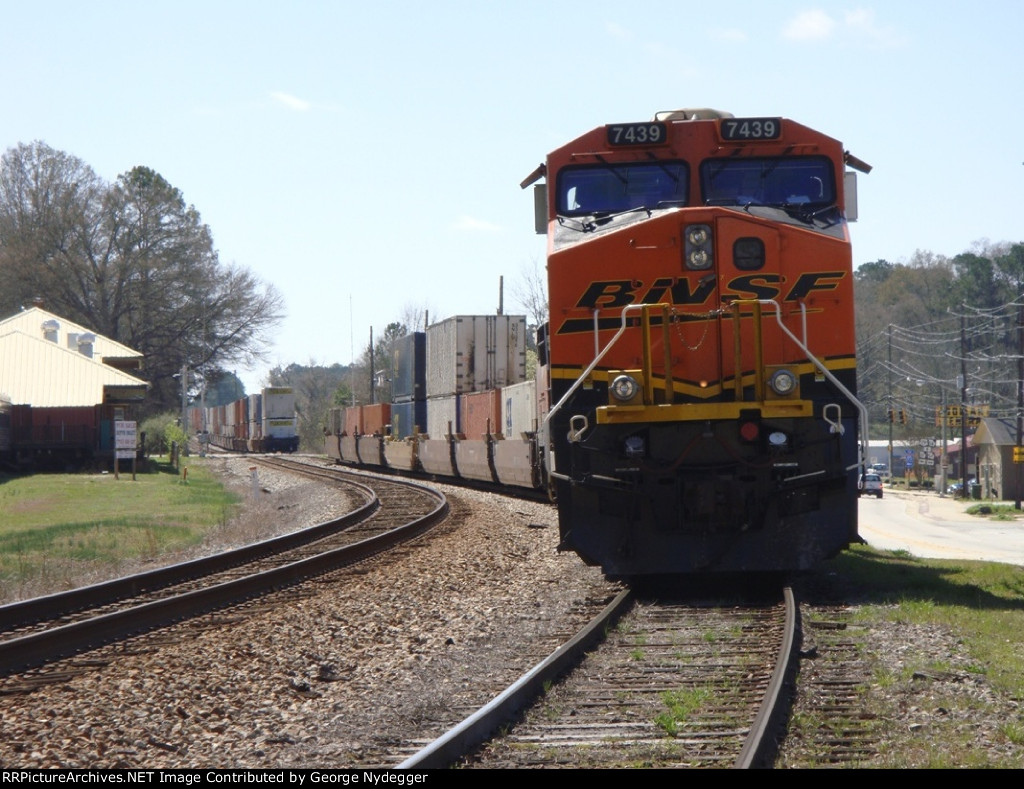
460,389 -> 502,440
391,400 -> 427,439
360,403 -> 392,436
326,406 -> 348,436
392,332 -> 426,403
426,395 -> 459,438
501,379 -> 539,439
425,315 -> 528,397
248,394 -> 264,440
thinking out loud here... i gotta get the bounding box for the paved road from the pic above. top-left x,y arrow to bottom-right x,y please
858,490 -> 1024,566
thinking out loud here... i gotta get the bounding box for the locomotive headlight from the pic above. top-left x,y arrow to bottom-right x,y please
768,369 -> 797,396
610,374 -> 640,402
687,226 -> 709,246
684,223 -> 713,270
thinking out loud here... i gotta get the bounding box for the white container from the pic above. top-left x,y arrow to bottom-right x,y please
425,315 -> 528,397
261,387 -> 297,441
501,379 -> 538,439
426,395 -> 459,438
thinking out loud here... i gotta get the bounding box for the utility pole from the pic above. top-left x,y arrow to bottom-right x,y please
1016,303 -> 1023,509
961,313 -> 968,498
887,325 -> 893,477
940,389 -> 947,497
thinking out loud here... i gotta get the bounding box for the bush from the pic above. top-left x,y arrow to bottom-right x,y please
139,412 -> 185,457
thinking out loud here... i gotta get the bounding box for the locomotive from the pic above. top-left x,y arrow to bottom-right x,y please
329,109 -> 870,580
524,108 -> 870,578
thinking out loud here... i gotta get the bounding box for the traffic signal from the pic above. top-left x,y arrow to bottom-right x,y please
900,409 -> 907,424
888,409 -> 894,423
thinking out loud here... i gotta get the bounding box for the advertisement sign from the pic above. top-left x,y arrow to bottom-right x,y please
115,420 -> 137,460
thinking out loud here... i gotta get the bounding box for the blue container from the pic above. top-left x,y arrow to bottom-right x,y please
392,332 -> 426,402
391,399 -> 427,439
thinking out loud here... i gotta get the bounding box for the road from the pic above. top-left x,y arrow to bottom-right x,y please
858,490 -> 1024,566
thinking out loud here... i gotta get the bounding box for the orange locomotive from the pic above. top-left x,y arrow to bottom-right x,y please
523,109 -> 871,579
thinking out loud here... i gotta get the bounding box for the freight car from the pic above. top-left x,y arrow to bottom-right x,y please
188,387 -> 299,454
325,315 -> 545,492
329,109 -> 871,583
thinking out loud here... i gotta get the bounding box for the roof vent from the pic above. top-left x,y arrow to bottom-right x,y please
77,333 -> 96,358
41,319 -> 60,343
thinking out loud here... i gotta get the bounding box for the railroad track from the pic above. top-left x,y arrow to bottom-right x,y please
0,460 -> 448,682
398,586 -> 797,769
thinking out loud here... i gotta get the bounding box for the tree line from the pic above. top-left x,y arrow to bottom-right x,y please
855,242 -> 1024,438
0,141 -> 283,417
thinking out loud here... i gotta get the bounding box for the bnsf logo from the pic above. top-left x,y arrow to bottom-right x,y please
574,271 -> 846,310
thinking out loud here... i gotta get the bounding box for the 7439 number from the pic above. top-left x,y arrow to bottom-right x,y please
607,123 -> 666,146
720,118 -> 782,140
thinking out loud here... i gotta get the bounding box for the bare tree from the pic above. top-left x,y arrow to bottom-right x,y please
510,257 -> 548,332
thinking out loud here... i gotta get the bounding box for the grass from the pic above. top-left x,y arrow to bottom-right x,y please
655,687 -> 713,736
0,459 -> 240,602
835,543 -> 1024,699
790,542 -> 1024,767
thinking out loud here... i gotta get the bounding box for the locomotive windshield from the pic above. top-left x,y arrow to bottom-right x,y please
700,156 -> 835,208
556,161 -> 689,217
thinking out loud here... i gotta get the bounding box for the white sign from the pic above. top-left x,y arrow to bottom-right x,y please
115,421 -> 137,459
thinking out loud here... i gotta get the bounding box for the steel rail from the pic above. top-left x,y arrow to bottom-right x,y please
398,588 -> 634,769
0,480 -> 447,678
0,477 -> 379,632
735,585 -> 799,768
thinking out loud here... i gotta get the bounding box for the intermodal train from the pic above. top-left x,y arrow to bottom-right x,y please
328,108 -> 871,580
187,387 -> 300,453
326,313 -> 545,488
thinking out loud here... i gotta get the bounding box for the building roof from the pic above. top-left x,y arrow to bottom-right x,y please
0,306 -> 142,366
0,308 -> 148,407
974,417 -> 1020,447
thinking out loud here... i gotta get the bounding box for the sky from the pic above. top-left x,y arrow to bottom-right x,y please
3,2 -> 1022,393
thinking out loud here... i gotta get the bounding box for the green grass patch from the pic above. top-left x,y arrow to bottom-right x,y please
0,460 -> 240,597
654,686 -> 713,736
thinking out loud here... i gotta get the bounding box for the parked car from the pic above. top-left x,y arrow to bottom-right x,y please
859,472 -> 883,498
947,478 -> 977,496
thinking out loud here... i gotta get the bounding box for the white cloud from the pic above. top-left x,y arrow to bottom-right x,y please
782,10 -> 837,42
270,92 -> 311,111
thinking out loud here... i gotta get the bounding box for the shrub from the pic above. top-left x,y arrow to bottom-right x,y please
139,412 -> 185,457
